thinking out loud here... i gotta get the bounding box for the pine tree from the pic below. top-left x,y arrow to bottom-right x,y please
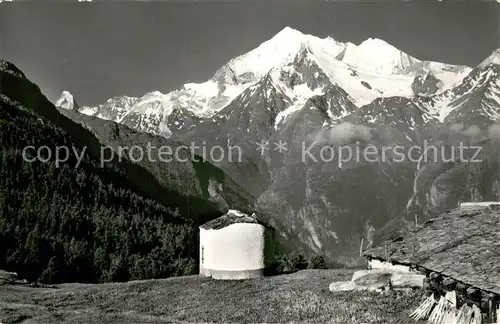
39,256 -> 59,284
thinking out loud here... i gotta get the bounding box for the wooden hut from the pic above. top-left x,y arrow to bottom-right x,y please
362,204 -> 500,323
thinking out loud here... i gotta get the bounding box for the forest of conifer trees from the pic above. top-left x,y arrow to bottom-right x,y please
0,91 -> 200,284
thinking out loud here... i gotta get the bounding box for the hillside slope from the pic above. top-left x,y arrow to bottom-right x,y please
0,59 -> 252,283
57,108 -> 254,224
0,269 -> 424,324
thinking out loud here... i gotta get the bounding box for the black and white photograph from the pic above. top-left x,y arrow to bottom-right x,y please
0,1 -> 499,323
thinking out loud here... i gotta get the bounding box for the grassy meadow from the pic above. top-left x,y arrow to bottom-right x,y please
0,269 -> 425,324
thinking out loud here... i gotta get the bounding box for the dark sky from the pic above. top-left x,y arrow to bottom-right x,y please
1,2 -> 499,105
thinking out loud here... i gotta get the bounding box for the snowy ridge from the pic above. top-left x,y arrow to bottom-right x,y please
479,49 -> 500,68
479,67 -> 500,120
420,64 -> 500,122
425,62 -> 472,91
272,75 -> 325,130
305,40 -> 416,106
78,95 -> 137,122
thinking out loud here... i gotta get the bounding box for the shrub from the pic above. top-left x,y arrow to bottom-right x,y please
275,251 -> 308,274
308,255 -> 327,269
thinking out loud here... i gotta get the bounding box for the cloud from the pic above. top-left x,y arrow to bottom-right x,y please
308,122 -> 373,146
488,124 -> 500,140
461,125 -> 481,137
449,123 -> 464,132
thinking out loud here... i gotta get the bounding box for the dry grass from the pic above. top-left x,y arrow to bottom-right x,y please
0,269 -> 425,324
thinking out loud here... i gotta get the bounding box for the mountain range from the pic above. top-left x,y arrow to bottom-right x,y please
54,26 -> 500,265
57,27 -> 474,138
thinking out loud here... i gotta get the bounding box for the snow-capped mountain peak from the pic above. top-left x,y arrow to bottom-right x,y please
226,29 -> 423,83
55,90 -> 78,110
478,48 -> 500,68
342,38 -> 419,76
272,26 -> 304,41
219,26 -> 346,85
213,28 -> 466,107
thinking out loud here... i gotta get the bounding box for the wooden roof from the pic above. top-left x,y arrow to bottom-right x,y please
363,205 -> 500,295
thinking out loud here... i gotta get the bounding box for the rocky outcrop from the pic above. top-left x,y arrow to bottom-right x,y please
329,269 -> 425,293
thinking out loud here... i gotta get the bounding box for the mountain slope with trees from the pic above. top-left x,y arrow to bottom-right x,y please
0,59 -> 252,284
